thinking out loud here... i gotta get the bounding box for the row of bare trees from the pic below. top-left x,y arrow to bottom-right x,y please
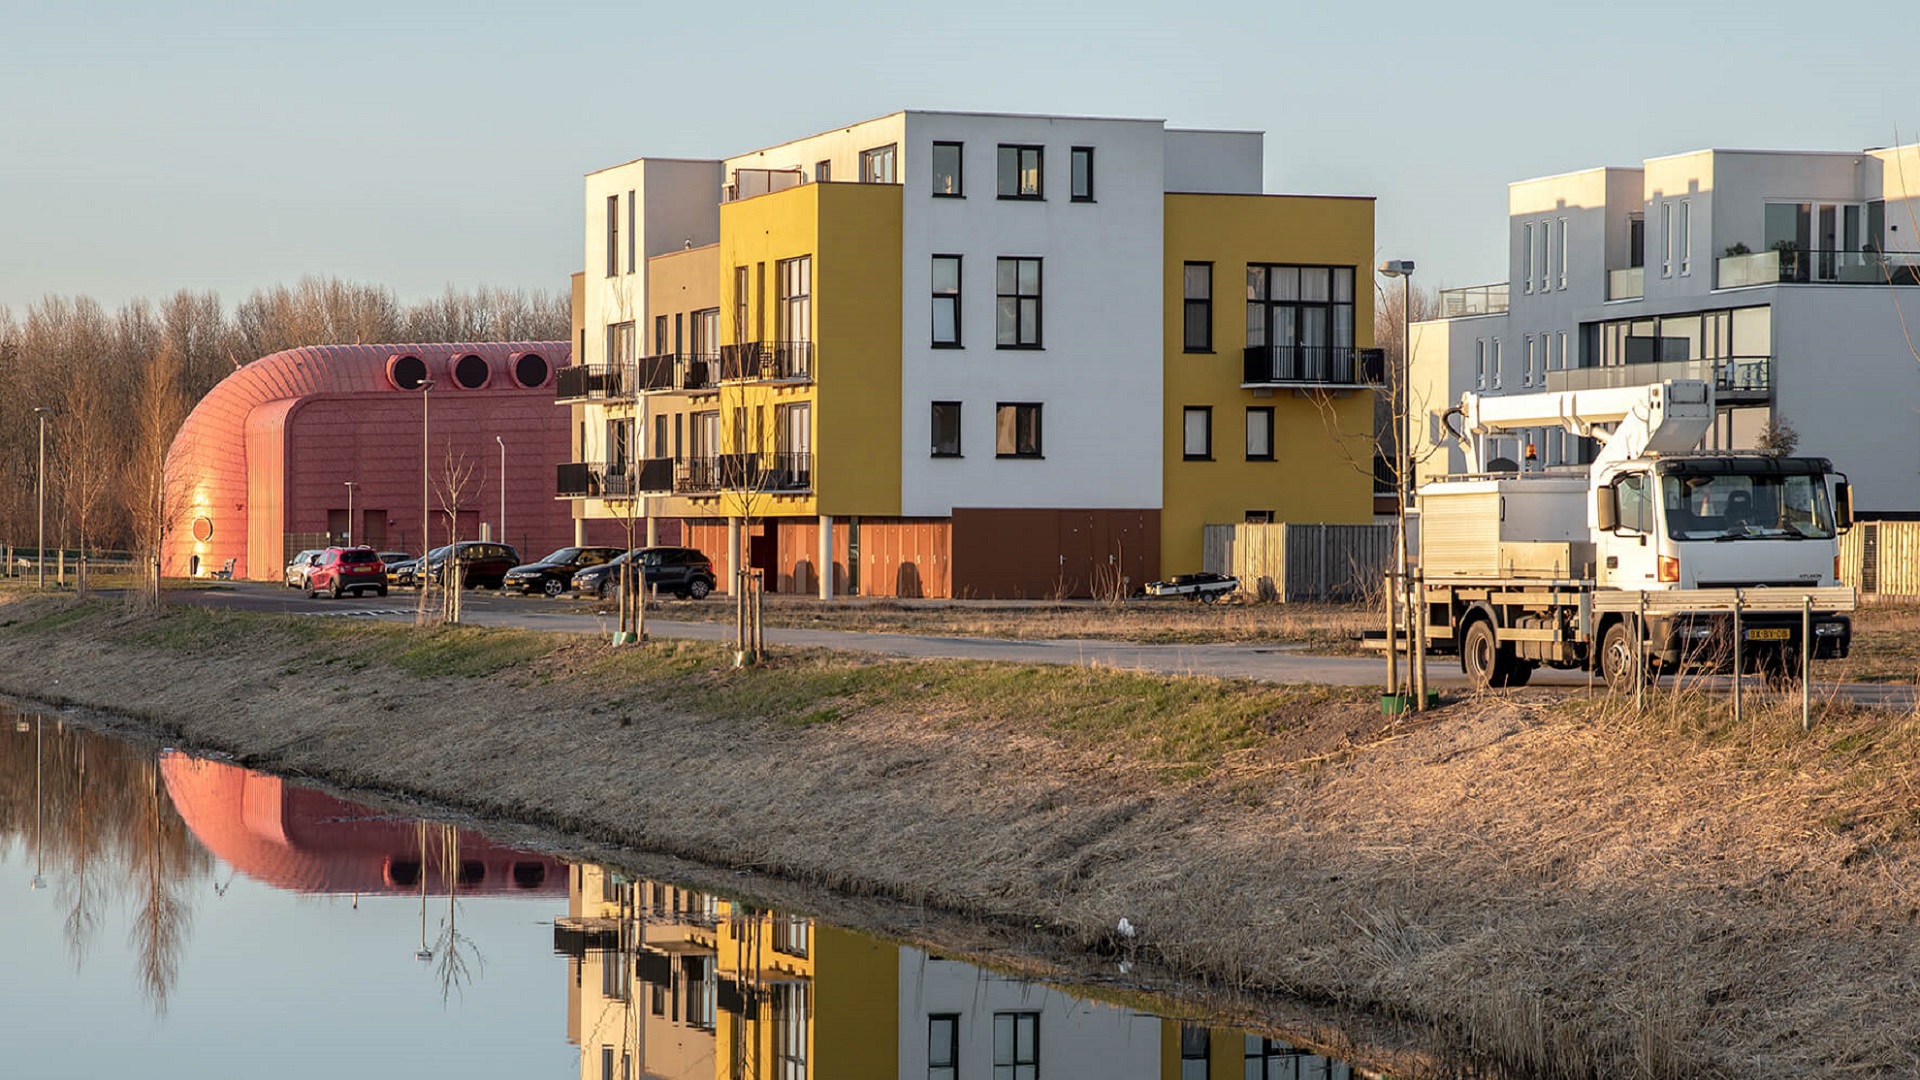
0,277 -> 568,590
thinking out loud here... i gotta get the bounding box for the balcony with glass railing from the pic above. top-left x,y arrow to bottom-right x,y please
1241,345 -> 1384,389
1437,282 -> 1509,318
1719,247 -> 1920,288
1607,266 -> 1644,300
1545,355 -> 1771,404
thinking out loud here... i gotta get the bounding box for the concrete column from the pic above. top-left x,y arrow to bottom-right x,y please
727,516 -> 742,594
574,516 -> 586,546
645,506 -> 658,548
818,515 -> 834,600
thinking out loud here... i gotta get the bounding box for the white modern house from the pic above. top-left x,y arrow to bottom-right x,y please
1412,143 -> 1920,514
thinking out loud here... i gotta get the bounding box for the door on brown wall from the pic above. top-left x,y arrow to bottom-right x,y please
749,527 -> 778,593
327,509 -> 350,545
1057,511 -> 1096,597
360,510 -> 387,550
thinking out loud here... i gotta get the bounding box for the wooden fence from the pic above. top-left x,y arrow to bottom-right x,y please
1202,522 -> 1395,602
1840,520 -> 1920,600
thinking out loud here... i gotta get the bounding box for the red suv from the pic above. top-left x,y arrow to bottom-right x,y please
305,546 -> 390,599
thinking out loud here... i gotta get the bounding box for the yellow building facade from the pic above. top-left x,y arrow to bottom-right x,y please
1160,194 -> 1380,576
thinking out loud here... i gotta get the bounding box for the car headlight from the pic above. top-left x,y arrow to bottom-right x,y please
1680,625 -> 1713,640
1815,622 -> 1847,637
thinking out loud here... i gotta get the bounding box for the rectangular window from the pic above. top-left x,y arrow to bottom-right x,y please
860,144 -> 897,184
932,255 -> 962,347
1557,217 -> 1568,288
771,915 -> 810,958
773,982 -> 809,1080
607,321 -> 635,365
653,415 -> 666,458
776,402 -> 811,459
998,144 -> 1043,199
1245,510 -> 1274,524
995,403 -> 1042,458
1679,199 -> 1692,275
653,315 -> 668,357
1662,203 -> 1674,277
1537,223 -> 1549,292
1558,330 -> 1568,372
1182,262 -> 1212,352
1523,222 -> 1534,293
1523,334 -> 1535,386
691,411 -> 717,458
606,194 -> 619,278
693,308 -> 718,358
928,1014 -> 960,1080
1245,407 -> 1274,460
931,401 -> 962,457
1475,338 -> 1486,389
607,419 -> 630,471
932,141 -> 963,197
601,1046 -> 614,1080
1070,146 -> 1094,201
1182,406 -> 1212,460
777,256 -> 812,344
1629,214 -> 1646,269
1491,338 -> 1502,388
815,159 -> 831,183
992,1012 -> 1039,1080
1243,264 -> 1356,381
733,266 -> 750,341
1179,1023 -> 1210,1080
995,257 -> 1042,347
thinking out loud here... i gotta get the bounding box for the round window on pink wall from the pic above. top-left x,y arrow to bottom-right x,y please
452,354 -> 490,389
388,354 -> 428,390
511,352 -> 550,389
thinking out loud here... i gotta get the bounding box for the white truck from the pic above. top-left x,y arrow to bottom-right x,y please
1417,378 -> 1855,690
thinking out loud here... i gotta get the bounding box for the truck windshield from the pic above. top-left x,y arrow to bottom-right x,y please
1662,473 -> 1835,541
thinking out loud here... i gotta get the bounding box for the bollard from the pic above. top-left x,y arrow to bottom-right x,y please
1801,596 -> 1812,733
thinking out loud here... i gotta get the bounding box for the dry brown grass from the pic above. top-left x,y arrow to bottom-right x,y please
6,592 -> 1920,1077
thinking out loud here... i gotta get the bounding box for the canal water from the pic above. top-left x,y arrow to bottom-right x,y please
0,709 -> 1364,1079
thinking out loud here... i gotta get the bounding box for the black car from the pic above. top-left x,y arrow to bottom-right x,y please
574,546 -> 716,600
501,546 -> 623,597
395,542 -> 522,589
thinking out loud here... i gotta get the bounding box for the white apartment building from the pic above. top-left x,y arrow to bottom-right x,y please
1412,143 -> 1920,514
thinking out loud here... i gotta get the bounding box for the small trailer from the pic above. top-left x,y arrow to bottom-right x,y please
1144,572 -> 1240,604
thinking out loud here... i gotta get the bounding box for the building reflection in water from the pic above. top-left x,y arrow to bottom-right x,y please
556,865 -> 1359,1080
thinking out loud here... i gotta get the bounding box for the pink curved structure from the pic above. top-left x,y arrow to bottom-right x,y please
160,752 -> 567,896
164,341 -> 622,581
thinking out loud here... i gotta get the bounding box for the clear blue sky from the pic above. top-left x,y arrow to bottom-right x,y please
5,0 -> 1918,311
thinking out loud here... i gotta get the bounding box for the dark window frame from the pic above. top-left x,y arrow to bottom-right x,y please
932,254 -> 963,348
1245,406 -> 1275,461
860,143 -> 898,184
1244,263 -> 1358,373
605,194 -> 620,278
992,1011 -> 1041,1077
1182,405 -> 1213,461
995,402 -> 1044,459
995,257 -> 1043,349
1070,146 -> 1095,202
997,144 -> 1044,200
931,401 -> 963,457
931,141 -> 964,198
1183,261 -> 1213,352
928,1013 -> 960,1080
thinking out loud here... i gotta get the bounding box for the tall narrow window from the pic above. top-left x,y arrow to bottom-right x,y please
1179,1024 -> 1210,1080
1182,406 -> 1212,460
993,1012 -> 1039,1080
1523,334 -> 1535,387
1245,407 -> 1274,461
627,190 -> 636,273
1523,222 -> 1534,293
998,145 -> 1043,198
1662,203 -> 1674,277
1491,338 -> 1503,388
608,321 -> 635,365
1537,223 -> 1549,292
1557,217 -> 1568,287
932,141 -> 964,197
859,144 -> 897,183
929,1014 -> 960,1080
772,982 -> 808,1080
1679,199 -> 1692,275
931,401 -> 962,457
995,403 -> 1042,458
777,256 -> 812,344
1183,262 -> 1212,352
1070,146 -> 1094,201
1558,330 -> 1568,372
1475,339 -> 1487,389
815,159 -> 831,183
653,315 -> 668,357
932,255 -> 962,347
996,257 -> 1042,347
606,194 -> 619,278
733,266 -> 750,342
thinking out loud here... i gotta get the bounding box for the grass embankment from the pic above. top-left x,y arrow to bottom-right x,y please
5,593 -> 1920,1078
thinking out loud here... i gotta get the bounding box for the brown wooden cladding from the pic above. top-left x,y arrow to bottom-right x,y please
951,508 -> 1159,599
679,518 -> 951,597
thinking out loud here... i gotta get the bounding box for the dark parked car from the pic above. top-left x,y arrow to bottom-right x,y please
576,546 -> 716,601
501,546 -> 623,597
304,546 -> 389,599
376,550 -> 412,570
386,546 -> 445,588
411,541 -> 521,589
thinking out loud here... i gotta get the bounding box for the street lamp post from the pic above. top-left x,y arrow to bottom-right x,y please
1378,260 -> 1428,712
420,380 -> 435,618
496,436 -> 506,546
34,407 -> 51,590
344,481 -> 357,547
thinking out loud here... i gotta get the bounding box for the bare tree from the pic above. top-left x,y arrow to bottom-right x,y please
125,343 -> 189,611
435,446 -> 478,624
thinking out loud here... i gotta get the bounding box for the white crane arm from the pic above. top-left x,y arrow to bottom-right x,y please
1453,379 -> 1715,474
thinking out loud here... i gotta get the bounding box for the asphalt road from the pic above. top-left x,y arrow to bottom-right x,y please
172,581 -> 1914,707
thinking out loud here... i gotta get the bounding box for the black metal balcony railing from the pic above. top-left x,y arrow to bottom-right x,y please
674,453 -> 815,495
636,352 -> 722,394
718,341 -> 813,383
555,459 -> 673,499
554,364 -> 627,402
676,457 -> 720,495
1242,345 -> 1385,388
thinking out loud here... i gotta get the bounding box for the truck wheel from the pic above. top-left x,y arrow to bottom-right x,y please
1461,619 -> 1504,690
1599,620 -> 1645,693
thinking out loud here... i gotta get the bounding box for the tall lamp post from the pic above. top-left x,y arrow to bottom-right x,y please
34,407 -> 51,590
1378,260 -> 1428,712
344,481 -> 358,546
495,436 -> 506,546
420,380 -> 435,616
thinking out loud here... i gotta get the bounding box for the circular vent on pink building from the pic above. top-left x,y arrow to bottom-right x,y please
452,354 -> 490,389
511,352 -> 550,389
387,354 -> 428,390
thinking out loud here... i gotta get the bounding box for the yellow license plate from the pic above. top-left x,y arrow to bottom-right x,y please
1745,628 -> 1791,641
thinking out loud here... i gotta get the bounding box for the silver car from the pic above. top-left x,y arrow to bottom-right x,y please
284,549 -> 324,589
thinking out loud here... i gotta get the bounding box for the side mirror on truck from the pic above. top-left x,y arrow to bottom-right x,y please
1595,484 -> 1618,532
1834,480 -> 1853,532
